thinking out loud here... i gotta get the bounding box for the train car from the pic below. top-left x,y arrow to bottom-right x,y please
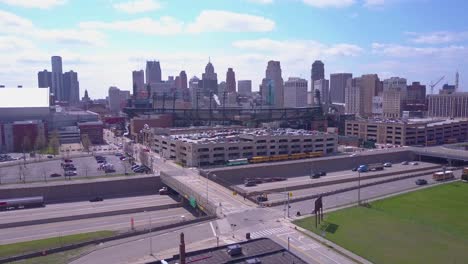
249,156 -> 270,164
307,152 -> 323,158
269,154 -> 289,162
289,153 -> 308,160
226,158 -> 249,166
433,171 -> 454,181
0,196 -> 45,211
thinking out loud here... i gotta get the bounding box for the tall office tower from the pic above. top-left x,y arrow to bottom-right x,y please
383,90 -> 403,118
407,82 -> 426,101
199,60 -> 218,96
238,80 -> 252,96
226,68 -> 236,93
345,77 -> 363,116
284,77 -> 308,108
132,70 -> 145,99
145,61 -> 162,84
330,73 -> 352,103
37,70 -> 52,88
51,56 -> 63,100
218,81 -> 227,98
265,60 -> 284,107
311,60 -> 325,83
189,76 -> 200,107
179,71 -> 188,90
313,79 -> 330,110
260,78 -> 275,106
108,87 -> 130,113
383,77 -> 407,97
63,70 -> 80,105
360,74 -> 381,117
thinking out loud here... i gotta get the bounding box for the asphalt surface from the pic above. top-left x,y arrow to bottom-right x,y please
0,207 -> 193,245
237,162 -> 438,193
277,170 -> 463,216
0,154 -> 138,184
0,195 -> 178,226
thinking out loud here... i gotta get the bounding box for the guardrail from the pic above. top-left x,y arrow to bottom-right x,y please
160,172 -> 218,217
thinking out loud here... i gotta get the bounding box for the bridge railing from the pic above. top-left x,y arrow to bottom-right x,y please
160,171 -> 218,216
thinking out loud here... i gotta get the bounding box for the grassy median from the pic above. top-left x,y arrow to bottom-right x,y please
0,230 -> 116,260
294,182 -> 468,264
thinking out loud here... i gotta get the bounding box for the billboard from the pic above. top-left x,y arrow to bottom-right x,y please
0,88 -> 50,108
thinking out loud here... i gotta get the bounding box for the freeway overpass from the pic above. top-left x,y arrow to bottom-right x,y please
410,146 -> 468,164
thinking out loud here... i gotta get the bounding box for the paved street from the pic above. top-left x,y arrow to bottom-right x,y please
0,207 -> 193,245
0,195 -> 177,226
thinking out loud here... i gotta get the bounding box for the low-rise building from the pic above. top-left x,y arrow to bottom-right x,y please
145,127 -> 338,167
78,121 -> 104,145
345,118 -> 468,146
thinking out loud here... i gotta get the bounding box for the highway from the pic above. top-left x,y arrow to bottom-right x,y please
0,195 -> 178,226
0,207 -> 193,245
237,162 -> 439,194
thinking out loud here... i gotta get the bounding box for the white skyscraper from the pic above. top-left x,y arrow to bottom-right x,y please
284,77 -> 308,108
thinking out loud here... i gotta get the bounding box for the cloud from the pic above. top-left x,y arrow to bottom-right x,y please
80,17 -> 184,35
233,38 -> 363,57
0,10 -> 34,33
0,36 -> 35,51
363,0 -> 385,7
186,10 -> 275,33
302,0 -> 355,8
406,31 -> 468,45
247,0 -> 273,4
113,0 -> 162,14
81,10 -> 275,35
0,0 -> 66,9
371,42 -> 467,58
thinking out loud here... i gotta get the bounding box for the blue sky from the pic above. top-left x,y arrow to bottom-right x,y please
0,0 -> 467,97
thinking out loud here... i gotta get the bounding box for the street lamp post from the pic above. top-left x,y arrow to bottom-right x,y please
357,170 -> 361,205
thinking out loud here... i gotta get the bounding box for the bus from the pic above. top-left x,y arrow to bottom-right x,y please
433,171 -> 455,181
270,154 -> 289,162
289,153 -> 308,160
307,152 -> 323,158
249,156 -> 270,163
226,158 -> 249,166
0,196 -> 45,211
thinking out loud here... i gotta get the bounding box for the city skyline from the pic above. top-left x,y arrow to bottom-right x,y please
0,0 -> 467,97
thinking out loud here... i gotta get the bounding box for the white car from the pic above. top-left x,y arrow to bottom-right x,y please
411,162 -> 419,165
384,162 -> 392,167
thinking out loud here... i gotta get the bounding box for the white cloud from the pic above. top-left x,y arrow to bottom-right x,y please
371,42 -> 467,58
302,0 -> 355,8
406,31 -> 468,45
247,0 -> 273,4
0,36 -> 34,51
113,0 -> 162,14
80,17 -> 184,35
364,0 -> 385,7
186,10 -> 275,33
0,0 -> 66,9
0,10 -> 34,33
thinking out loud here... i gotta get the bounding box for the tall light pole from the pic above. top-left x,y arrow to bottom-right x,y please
357,170 -> 361,205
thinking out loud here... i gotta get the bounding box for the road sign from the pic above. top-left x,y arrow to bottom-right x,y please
233,191 -> 237,196
189,197 -> 197,208
289,192 -> 293,197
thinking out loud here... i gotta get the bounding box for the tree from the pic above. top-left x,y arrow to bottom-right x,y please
34,132 -> 47,154
48,130 -> 60,155
81,134 -> 92,153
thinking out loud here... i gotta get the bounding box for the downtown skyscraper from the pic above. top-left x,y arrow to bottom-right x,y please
263,60 -> 284,107
132,70 -> 145,99
226,68 -> 236,93
330,73 -> 352,104
311,60 -> 325,83
145,61 -> 162,85
51,56 -> 63,100
37,69 -> 52,88
63,70 -> 80,105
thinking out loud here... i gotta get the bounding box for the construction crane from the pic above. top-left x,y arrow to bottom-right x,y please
430,76 -> 445,95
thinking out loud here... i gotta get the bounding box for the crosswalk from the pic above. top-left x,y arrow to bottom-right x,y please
250,226 -> 294,239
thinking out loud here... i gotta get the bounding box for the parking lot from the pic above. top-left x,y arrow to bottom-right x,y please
0,154 -> 148,184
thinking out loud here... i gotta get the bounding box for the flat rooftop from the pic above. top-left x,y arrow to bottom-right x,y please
166,128 -> 333,144
351,118 -> 468,126
154,238 -> 307,264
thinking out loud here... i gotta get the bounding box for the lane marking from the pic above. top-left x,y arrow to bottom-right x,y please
209,221 -> 217,237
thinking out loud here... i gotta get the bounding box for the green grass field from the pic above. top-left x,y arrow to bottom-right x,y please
0,231 -> 116,259
294,182 -> 468,264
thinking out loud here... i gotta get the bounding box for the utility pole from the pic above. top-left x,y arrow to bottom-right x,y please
358,170 -> 361,205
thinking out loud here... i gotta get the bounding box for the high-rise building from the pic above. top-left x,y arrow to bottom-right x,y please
360,74 -> 381,117
311,60 -> 325,83
383,77 -> 407,97
63,70 -> 80,105
132,70 -> 145,99
345,77 -> 363,116
260,78 -> 275,106
218,81 -> 227,98
108,86 -> 130,113
37,70 -> 52,89
407,82 -> 426,101
383,90 -> 403,118
284,77 -> 308,108
51,56 -> 63,101
440,84 -> 456,95
265,61 -> 284,107
226,68 -> 236,93
179,71 -> 188,90
428,93 -> 468,118
199,60 -> 218,96
330,73 -> 352,103
237,80 -> 252,96
313,79 -> 330,106
145,61 -> 162,84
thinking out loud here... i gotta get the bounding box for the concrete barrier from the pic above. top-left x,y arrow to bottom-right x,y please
0,201 -> 181,229
0,175 -> 163,203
